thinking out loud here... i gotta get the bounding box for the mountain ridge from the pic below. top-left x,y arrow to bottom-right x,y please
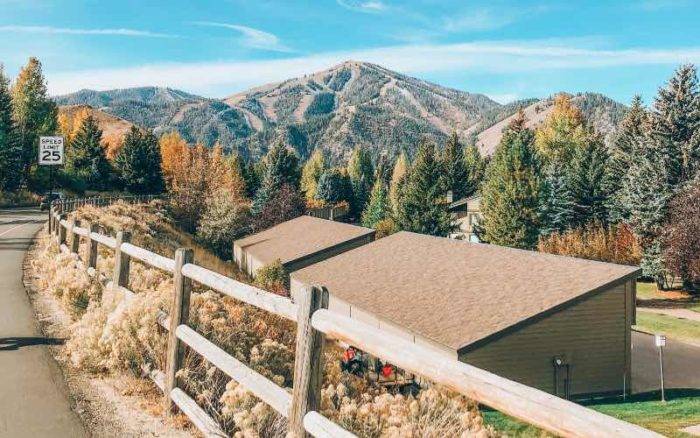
53,61 -> 627,162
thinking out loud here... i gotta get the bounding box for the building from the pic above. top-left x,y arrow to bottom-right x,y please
233,216 -> 375,277
290,231 -> 639,398
448,195 -> 482,242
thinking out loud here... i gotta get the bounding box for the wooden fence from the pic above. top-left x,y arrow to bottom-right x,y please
47,198 -> 662,438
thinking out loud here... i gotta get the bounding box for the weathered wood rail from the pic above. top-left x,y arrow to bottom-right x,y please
47,198 -> 662,438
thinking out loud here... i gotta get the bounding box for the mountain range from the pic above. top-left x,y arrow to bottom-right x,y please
53,61 -> 628,162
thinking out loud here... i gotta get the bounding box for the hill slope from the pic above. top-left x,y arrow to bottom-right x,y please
474,93 -> 627,156
53,63 -> 627,162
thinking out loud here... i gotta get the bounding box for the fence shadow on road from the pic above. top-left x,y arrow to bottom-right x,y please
0,337 -> 65,351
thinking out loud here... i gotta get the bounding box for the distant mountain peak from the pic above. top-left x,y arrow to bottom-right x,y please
52,63 -> 626,164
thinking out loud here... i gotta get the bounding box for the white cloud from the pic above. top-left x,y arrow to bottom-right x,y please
337,0 -> 387,13
443,9 -> 516,32
191,21 -> 292,52
45,39 -> 700,96
0,25 -> 175,38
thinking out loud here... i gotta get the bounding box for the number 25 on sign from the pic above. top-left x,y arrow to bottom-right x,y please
38,136 -> 64,165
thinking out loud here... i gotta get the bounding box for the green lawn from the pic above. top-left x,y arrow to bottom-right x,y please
635,312 -> 700,345
483,390 -> 700,437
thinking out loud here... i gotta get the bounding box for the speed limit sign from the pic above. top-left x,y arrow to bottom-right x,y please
39,136 -> 64,165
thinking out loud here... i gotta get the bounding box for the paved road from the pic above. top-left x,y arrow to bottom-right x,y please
0,208 -> 85,438
632,330 -> 700,394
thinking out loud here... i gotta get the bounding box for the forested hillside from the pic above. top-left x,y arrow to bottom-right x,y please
53,61 -> 626,163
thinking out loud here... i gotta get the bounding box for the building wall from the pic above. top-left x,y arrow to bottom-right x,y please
459,281 -> 633,397
284,234 -> 375,274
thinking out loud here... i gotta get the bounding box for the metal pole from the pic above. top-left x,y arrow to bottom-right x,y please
659,345 -> 666,402
48,164 -> 54,231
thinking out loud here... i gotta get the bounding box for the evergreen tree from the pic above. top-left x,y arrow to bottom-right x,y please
607,96 -> 649,222
539,163 -> 576,236
114,126 -> 164,194
347,146 -> 374,217
300,148 -> 327,201
479,115 -> 543,249
442,132 -> 469,200
0,65 -> 22,192
252,143 -> 300,214
242,160 -> 261,199
568,134 -> 611,227
649,64 -> 700,184
315,168 -> 351,206
361,180 -> 390,228
623,135 -> 673,285
463,144 -> 486,197
396,142 -> 453,237
66,114 -> 112,190
374,153 -> 393,186
11,57 -> 58,183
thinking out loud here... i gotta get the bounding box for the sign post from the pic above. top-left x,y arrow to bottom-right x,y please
39,136 -> 64,231
655,334 -> 666,402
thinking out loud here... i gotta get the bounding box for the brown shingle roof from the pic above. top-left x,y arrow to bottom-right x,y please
291,231 -> 640,351
234,216 -> 375,266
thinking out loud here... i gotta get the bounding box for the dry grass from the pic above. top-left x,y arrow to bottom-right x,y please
30,201 -> 494,437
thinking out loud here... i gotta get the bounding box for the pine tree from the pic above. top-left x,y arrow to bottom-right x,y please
361,180 -> 390,228
0,65 -> 22,192
649,64 -> 700,184
442,132 -> 469,200
347,146 -> 374,218
114,126 -> 164,194
568,133 -> 611,227
11,57 -> 58,183
66,114 -> 112,190
479,115 -> 543,249
396,142 -> 453,237
315,168 -> 350,206
623,135 -> 673,286
463,143 -> 486,197
539,163 -> 576,236
300,148 -> 327,201
252,143 -> 300,215
607,96 -> 649,222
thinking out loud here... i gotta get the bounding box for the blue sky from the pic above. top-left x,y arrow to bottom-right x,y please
2,0 -> 700,104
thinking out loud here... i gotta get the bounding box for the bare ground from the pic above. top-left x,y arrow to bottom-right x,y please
22,230 -> 194,438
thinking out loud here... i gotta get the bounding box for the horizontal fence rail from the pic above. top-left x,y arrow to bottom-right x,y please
45,198 -> 663,438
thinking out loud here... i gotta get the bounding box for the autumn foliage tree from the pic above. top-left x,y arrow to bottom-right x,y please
661,181 -> 700,292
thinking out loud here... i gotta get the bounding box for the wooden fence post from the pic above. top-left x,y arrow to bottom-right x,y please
289,285 -> 329,437
70,219 -> 81,254
86,222 -> 99,269
164,248 -> 194,412
112,231 -> 132,288
57,214 -> 67,246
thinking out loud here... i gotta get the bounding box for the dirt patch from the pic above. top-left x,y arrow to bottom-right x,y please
23,230 -> 194,438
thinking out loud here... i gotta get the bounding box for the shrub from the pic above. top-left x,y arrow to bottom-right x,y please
374,218 -> 398,239
254,260 -> 288,296
538,223 -> 642,265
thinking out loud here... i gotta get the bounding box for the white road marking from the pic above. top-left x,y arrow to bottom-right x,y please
0,223 -> 28,238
